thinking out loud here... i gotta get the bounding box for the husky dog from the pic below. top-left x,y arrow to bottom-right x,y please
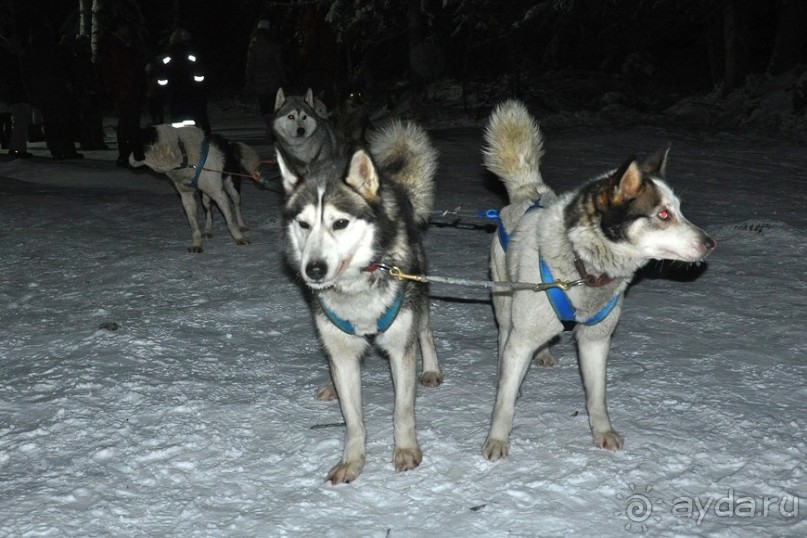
334,87 -> 371,145
482,101 -> 716,461
272,87 -> 339,170
279,120 -> 442,484
130,124 -> 258,253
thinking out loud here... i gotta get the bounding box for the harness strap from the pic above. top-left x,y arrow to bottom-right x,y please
486,202 -> 543,251
318,284 -> 407,336
539,258 -> 620,325
177,139 -> 189,169
491,200 -> 620,326
184,139 -> 210,189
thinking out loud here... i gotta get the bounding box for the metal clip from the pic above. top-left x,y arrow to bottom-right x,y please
387,266 -> 425,283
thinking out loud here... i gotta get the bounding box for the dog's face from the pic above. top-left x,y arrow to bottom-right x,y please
279,150 -> 380,290
586,150 -> 716,264
273,89 -> 320,141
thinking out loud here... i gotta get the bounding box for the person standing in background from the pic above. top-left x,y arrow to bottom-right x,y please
0,35 -> 32,158
154,28 -> 211,134
244,19 -> 286,138
100,24 -> 145,167
20,24 -> 83,160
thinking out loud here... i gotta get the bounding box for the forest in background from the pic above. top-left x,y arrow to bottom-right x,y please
3,0 -> 806,138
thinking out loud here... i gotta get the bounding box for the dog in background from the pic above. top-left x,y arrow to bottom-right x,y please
272,87 -> 339,171
130,124 -> 258,253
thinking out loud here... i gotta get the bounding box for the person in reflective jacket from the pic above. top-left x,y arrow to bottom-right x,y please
154,28 -> 211,133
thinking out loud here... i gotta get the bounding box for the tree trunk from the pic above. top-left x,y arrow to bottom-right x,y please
79,0 -> 92,36
722,0 -> 750,94
768,0 -> 807,75
91,0 -> 101,63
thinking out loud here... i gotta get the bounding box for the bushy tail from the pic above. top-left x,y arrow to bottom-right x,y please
482,100 -> 549,204
368,120 -> 437,225
233,141 -> 260,176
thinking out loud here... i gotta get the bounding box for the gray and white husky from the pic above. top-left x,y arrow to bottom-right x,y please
272,87 -> 338,170
279,120 -> 443,484
482,100 -> 716,461
129,124 -> 258,252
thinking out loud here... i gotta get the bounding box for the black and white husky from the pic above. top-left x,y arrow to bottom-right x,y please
278,120 -> 442,484
482,101 -> 716,461
130,125 -> 259,252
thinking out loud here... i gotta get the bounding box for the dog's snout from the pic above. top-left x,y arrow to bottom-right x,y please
296,127 -> 306,137
703,235 -> 717,254
305,260 -> 327,281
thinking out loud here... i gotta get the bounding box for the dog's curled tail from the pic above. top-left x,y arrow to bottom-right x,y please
369,120 -> 437,225
483,100 -> 548,204
233,142 -> 261,177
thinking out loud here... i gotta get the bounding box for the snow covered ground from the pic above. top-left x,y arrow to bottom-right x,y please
0,106 -> 804,537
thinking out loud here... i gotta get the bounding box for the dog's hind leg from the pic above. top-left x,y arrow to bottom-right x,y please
576,328 -> 623,451
417,314 -> 442,388
483,326 -> 538,461
201,193 -> 214,238
223,177 -> 248,232
178,191 -> 204,253
206,189 -> 250,246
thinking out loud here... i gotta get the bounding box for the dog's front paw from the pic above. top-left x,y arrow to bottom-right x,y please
188,245 -> 203,253
326,459 -> 364,485
235,238 -> 250,246
314,382 -> 337,401
482,438 -> 508,461
392,446 -> 422,472
419,370 -> 443,387
239,225 -> 249,232
202,232 -> 213,239
594,430 -> 623,451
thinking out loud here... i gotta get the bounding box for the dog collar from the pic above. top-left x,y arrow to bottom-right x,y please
574,255 -> 614,287
318,284 -> 406,336
184,139 -> 210,189
539,257 -> 620,325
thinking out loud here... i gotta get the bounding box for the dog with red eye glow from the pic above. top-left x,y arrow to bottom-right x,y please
482,100 -> 716,462
272,87 -> 338,172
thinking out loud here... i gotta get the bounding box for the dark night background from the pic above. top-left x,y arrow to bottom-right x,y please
3,0 -> 807,139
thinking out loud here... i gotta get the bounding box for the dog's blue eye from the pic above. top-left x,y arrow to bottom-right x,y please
333,219 -> 349,231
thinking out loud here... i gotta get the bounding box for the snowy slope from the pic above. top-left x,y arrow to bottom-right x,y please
0,111 -> 804,537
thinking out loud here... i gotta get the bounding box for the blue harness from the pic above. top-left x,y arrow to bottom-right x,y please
489,203 -> 620,326
318,284 -> 406,336
183,139 -> 210,189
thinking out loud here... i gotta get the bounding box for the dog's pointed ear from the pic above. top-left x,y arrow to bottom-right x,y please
345,149 -> 379,201
304,88 -> 314,108
276,149 -> 301,194
641,145 -> 670,177
274,87 -> 286,112
599,155 -> 642,206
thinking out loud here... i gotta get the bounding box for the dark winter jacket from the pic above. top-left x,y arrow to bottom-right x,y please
154,41 -> 206,104
244,30 -> 285,95
20,40 -> 74,107
0,45 -> 27,105
100,30 -> 144,102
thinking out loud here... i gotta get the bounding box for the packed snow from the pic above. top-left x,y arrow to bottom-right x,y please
0,104 -> 804,537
